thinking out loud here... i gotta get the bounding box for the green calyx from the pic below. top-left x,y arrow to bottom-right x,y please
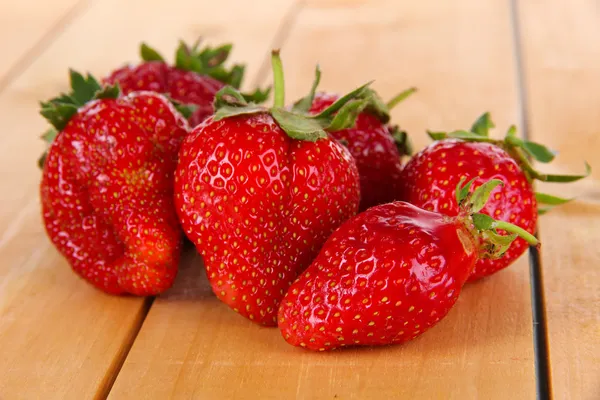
141,40 -> 270,103
37,69 -> 120,168
428,112 -> 591,213
456,178 -> 539,259
212,50 -> 387,142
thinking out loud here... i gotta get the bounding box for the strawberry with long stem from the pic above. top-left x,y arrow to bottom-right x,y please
174,50 -> 386,326
278,178 -> 539,351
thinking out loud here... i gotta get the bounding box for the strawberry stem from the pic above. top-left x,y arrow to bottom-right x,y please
490,220 -> 539,246
386,87 -> 417,110
271,50 -> 285,108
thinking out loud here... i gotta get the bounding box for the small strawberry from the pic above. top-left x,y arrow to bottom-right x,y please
104,40 -> 269,126
278,179 -> 539,351
174,51 -> 386,325
399,113 -> 590,281
39,70 -> 189,295
298,79 -> 415,211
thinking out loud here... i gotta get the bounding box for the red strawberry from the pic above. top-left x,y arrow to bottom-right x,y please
278,179 -> 539,351
174,51 -> 384,325
39,70 -> 189,295
399,113 -> 590,281
104,40 -> 269,126
302,83 -> 415,211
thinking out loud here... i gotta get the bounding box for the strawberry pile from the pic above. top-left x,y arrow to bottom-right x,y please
38,41 -> 590,350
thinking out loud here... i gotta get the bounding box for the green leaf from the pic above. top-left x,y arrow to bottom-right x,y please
228,65 -> 245,89
456,177 -> 477,205
362,88 -> 390,124
214,86 -> 249,109
140,43 -> 165,62
292,65 -> 322,113
242,86 -> 271,104
469,179 -> 503,213
535,192 -> 572,205
40,102 -> 78,131
326,99 -> 368,131
448,130 -> 495,142
386,87 -> 417,110
522,140 -> 556,163
271,108 -> 328,142
390,126 -> 412,156
213,104 -> 265,121
470,112 -> 494,137
472,213 -> 495,230
427,131 -> 448,141
506,125 -> 518,137
69,70 -> 101,105
41,128 -> 58,143
538,161 -> 591,183
481,230 -> 518,257
94,84 -> 120,100
173,103 -> 197,119
175,41 -> 192,70
313,81 -> 372,120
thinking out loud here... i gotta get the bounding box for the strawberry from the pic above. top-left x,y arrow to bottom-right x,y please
104,40 -> 269,126
399,113 -> 590,281
38,70 -> 189,295
278,179 -> 539,351
173,51 -> 388,325
301,83 -> 415,211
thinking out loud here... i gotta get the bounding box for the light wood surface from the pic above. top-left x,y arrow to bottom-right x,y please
518,1 -> 600,399
0,0 -> 87,84
109,1 -> 536,398
0,0 -> 598,398
0,0 -> 294,398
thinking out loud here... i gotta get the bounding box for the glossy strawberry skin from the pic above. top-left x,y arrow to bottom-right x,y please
278,201 -> 477,351
174,112 -> 361,325
40,92 -> 189,295
104,61 -> 224,126
399,139 -> 537,281
309,92 -> 404,211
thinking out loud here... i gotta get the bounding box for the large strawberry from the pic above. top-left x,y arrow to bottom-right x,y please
298,78 -> 415,211
104,40 -> 269,126
174,51 -> 386,326
278,179 -> 539,351
399,113 -> 590,281
39,70 -> 189,295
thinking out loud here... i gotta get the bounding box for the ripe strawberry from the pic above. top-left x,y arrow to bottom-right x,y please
399,113 -> 590,281
300,81 -> 415,211
39,70 -> 189,295
104,40 -> 269,126
174,51 -> 385,325
278,179 -> 539,351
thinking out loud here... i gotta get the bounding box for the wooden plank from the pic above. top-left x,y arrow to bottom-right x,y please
0,0 -> 86,84
109,1 -> 537,398
517,1 -> 600,399
0,0 -> 295,398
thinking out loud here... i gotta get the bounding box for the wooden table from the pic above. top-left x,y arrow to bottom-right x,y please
1,0 -> 598,399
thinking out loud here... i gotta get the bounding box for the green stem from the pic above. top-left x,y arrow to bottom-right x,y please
386,87 -> 417,110
492,221 -> 539,246
271,50 -> 285,108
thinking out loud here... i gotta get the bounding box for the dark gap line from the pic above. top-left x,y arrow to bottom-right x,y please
252,0 -> 306,87
0,0 -> 94,95
509,0 -> 552,399
95,296 -> 155,400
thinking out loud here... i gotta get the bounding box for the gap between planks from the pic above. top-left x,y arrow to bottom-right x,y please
508,0 -> 552,398
98,1 -> 307,398
0,0 -> 94,95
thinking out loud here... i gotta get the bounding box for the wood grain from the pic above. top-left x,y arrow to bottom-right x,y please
0,0 -> 295,398
517,1 -> 600,399
0,0 -> 88,85
109,1 -> 537,398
